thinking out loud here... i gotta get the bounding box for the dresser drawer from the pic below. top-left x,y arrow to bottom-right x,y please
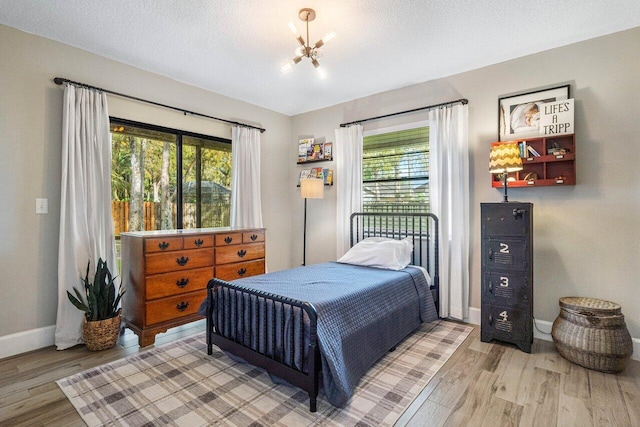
145,290 -> 206,325
482,237 -> 530,272
482,271 -> 531,308
145,248 -> 214,275
145,236 -> 183,253
184,235 -> 214,249
216,259 -> 265,281
215,232 -> 243,246
243,230 -> 264,243
481,303 -> 531,346
146,267 -> 214,300
215,243 -> 265,265
481,203 -> 531,237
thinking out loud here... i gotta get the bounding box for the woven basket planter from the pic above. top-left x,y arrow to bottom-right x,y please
552,297 -> 633,373
83,314 -> 121,351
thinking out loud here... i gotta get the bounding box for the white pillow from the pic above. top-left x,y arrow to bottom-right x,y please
337,237 -> 413,270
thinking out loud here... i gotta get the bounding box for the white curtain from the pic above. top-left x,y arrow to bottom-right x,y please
429,103 -> 469,320
55,84 -> 116,350
335,125 -> 363,257
230,126 -> 263,228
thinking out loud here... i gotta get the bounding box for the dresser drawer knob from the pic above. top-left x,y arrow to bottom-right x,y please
238,268 -> 247,276
176,256 -> 189,266
194,238 -> 204,247
224,236 -> 233,244
158,241 -> 170,250
176,301 -> 189,311
237,249 -> 247,258
488,314 -> 493,326
176,278 -> 189,288
250,234 -> 258,241
488,281 -> 493,294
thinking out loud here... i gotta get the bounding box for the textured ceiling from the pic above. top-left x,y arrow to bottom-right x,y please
1,0 -> 639,116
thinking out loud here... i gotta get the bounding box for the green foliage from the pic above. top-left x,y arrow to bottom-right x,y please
67,258 -> 125,321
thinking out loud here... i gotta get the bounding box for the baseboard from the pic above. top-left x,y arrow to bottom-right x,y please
3,314 -> 639,362
467,306 -> 481,326
464,307 -> 639,361
0,325 -> 56,360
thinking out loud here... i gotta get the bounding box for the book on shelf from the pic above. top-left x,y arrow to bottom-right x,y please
518,141 -> 526,157
324,169 -> 333,185
298,138 -> 313,163
309,142 -> 324,161
310,167 -> 324,179
323,142 -> 332,160
298,169 -> 311,185
527,145 -> 541,157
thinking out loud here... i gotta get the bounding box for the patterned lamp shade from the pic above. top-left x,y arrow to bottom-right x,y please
489,143 -> 523,174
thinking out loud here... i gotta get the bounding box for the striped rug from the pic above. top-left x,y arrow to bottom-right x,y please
57,320 -> 472,426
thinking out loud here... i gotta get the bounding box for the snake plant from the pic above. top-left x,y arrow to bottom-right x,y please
67,258 -> 125,321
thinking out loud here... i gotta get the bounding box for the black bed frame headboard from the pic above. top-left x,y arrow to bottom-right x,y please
349,212 -> 440,313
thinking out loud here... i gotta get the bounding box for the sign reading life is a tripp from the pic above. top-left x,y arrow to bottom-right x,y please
539,98 -> 574,136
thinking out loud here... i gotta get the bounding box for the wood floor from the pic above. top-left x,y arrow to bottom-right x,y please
0,322 -> 637,426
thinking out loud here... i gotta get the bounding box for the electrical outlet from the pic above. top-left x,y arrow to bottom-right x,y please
36,198 -> 48,214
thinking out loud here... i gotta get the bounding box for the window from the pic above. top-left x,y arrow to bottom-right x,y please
362,124 -> 430,212
110,118 -> 232,238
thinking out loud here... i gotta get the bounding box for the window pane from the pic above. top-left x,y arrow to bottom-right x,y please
362,126 -> 429,212
182,136 -> 232,229
110,123 -> 178,236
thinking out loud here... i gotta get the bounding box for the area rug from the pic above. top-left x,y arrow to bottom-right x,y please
57,320 -> 472,426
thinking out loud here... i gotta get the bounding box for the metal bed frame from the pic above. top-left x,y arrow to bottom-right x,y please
205,212 -> 439,412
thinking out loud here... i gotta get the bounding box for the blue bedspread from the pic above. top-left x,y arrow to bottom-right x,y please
201,262 -> 438,407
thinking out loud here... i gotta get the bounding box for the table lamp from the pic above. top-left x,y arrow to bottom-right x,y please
489,143 -> 523,202
300,178 -> 324,265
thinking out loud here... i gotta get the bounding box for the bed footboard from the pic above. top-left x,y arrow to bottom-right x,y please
206,278 -> 320,412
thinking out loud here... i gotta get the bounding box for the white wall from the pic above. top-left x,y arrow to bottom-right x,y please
0,25 -> 292,343
291,27 -> 640,342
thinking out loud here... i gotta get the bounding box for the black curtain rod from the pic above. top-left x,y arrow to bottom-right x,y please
339,98 -> 468,127
53,77 -> 266,133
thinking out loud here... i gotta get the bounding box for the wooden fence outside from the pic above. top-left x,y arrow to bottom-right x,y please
112,201 -> 156,235
112,200 -> 230,235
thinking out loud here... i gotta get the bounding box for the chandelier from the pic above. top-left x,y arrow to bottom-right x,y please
281,8 -> 335,79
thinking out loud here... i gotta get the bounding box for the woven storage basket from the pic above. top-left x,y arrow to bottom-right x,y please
552,297 -> 633,373
83,314 -> 121,351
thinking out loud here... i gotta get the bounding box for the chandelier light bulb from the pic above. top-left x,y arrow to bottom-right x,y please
288,22 -> 299,35
322,32 -> 336,44
281,60 -> 295,73
295,46 -> 305,57
317,66 -> 327,80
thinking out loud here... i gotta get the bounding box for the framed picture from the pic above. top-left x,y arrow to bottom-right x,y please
498,85 -> 570,141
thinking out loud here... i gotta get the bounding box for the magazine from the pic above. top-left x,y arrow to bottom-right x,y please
298,138 -> 313,163
323,142 -> 332,160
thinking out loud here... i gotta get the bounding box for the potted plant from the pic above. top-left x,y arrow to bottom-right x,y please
67,258 -> 125,351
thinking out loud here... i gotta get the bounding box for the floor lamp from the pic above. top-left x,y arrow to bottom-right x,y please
300,178 -> 324,266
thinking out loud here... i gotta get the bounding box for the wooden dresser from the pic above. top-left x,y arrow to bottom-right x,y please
121,227 -> 266,346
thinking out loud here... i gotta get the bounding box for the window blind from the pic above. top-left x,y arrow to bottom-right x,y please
362,126 -> 429,212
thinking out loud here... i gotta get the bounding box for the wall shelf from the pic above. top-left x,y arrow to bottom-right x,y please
491,134 -> 575,188
296,157 -> 333,165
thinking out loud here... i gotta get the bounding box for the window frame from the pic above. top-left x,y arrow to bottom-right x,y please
109,116 -> 231,230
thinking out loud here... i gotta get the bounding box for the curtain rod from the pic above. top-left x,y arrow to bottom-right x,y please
53,77 -> 266,133
339,98 -> 468,127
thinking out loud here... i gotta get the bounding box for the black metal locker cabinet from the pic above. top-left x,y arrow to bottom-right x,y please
480,202 -> 533,353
